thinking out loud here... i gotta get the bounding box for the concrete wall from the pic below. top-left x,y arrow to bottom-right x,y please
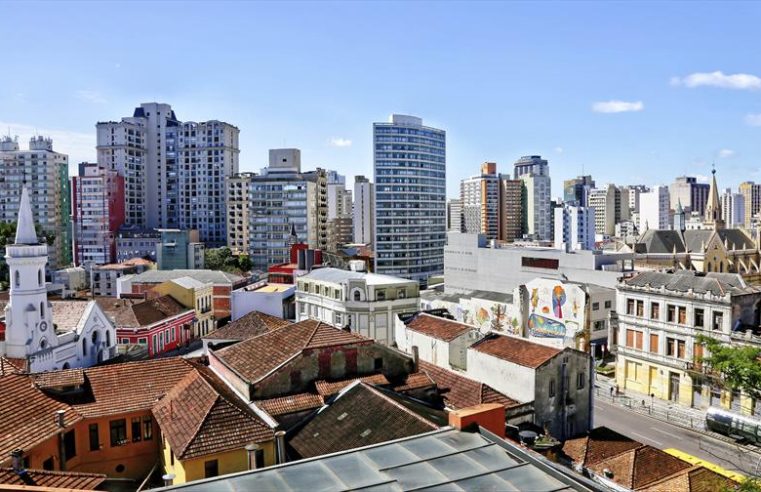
533,349 -> 591,439
465,349 -> 535,403
232,286 -> 294,321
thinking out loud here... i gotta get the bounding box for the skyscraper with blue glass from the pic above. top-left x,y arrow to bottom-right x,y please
373,114 -> 446,285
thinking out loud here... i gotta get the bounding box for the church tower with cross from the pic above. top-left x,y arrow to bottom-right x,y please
704,163 -> 725,231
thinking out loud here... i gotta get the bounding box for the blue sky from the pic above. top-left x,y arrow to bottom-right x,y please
2,1 -> 760,198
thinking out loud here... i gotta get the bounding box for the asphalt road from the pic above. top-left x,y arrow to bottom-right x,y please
594,399 -> 761,477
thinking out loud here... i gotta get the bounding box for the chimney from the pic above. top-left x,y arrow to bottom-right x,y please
411,345 -> 419,373
10,450 -> 23,473
448,403 -> 505,438
162,473 -> 175,486
55,410 -> 65,428
245,443 -> 260,470
275,431 -> 286,464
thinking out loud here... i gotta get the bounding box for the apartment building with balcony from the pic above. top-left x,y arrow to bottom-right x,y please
615,270 -> 761,416
226,172 -> 255,254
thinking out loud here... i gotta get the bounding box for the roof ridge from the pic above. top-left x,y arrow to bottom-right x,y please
304,320 -> 323,348
356,383 -> 439,430
169,370 -> 220,459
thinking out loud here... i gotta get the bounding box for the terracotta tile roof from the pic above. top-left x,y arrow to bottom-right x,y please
33,368 -> 85,389
639,465 -> 738,492
96,295 -> 191,328
314,372 -> 435,398
561,426 -> 643,468
214,320 -> 369,384
471,333 -> 562,368
289,382 -> 441,459
418,360 -> 523,410
0,357 -> 26,376
153,366 -> 274,460
50,300 -> 91,332
0,467 -> 106,490
256,393 -> 324,417
405,313 -> 473,342
204,311 -> 291,341
73,358 -> 195,418
0,375 -> 82,459
588,445 -> 691,490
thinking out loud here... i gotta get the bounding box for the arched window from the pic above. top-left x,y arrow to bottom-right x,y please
719,263 -> 724,273
82,338 -> 87,356
62,362 -> 70,370
40,302 -> 45,318
14,270 -> 20,288
38,269 -> 43,286
92,331 -> 99,344
353,290 -> 361,302
39,338 -> 47,350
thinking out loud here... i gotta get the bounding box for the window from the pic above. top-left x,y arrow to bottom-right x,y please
649,333 -> 659,354
110,419 -> 127,447
667,305 -> 676,322
636,301 -> 644,317
89,423 -> 99,451
64,430 -> 76,460
712,311 -> 723,331
374,357 -> 383,371
376,290 -> 385,301
549,379 -> 556,398
14,270 -> 19,288
522,257 -> 559,269
204,460 -> 219,478
82,338 -> 87,356
254,448 -> 265,469
667,338 -> 686,359
604,300 -> 612,309
677,307 -> 687,325
131,418 -> 142,443
38,269 -> 43,286
592,302 -> 599,311
651,303 -> 660,320
694,308 -> 704,328
627,299 -> 635,315
142,416 -> 153,440
577,372 -> 585,389
398,289 -> 406,299
43,457 -> 54,471
626,329 -> 643,349
353,290 -> 361,301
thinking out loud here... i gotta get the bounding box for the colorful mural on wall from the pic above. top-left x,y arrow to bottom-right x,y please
524,278 -> 586,348
421,296 -> 521,336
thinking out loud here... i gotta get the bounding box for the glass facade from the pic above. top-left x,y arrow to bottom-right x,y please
373,115 -> 446,284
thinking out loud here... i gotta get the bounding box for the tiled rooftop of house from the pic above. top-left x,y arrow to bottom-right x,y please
0,356 -> 25,375
50,300 -> 92,332
129,269 -> 243,285
256,393 -> 324,417
153,366 -> 274,460
587,444 -> 691,490
33,368 -> 85,389
314,371 -> 435,398
404,313 -> 473,342
0,467 -> 107,490
562,426 -> 643,468
418,360 -> 524,409
623,270 -> 757,296
96,295 -> 191,328
471,333 -> 562,368
639,465 -> 737,492
289,382 -> 442,459
213,320 -> 369,384
204,311 -> 291,341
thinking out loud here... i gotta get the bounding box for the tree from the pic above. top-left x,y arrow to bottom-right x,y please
724,477 -> 761,492
697,335 -> 761,399
204,247 -> 252,274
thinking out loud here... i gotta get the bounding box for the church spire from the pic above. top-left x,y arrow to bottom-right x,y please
14,186 -> 38,245
704,163 -> 724,230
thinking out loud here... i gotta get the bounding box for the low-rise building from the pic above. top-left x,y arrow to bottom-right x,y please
116,228 -> 161,263
91,258 -> 153,297
156,229 -> 205,270
295,267 -> 419,345
615,270 -> 761,414
53,266 -> 88,296
394,313 -> 481,370
151,276 -> 215,338
231,281 -> 295,321
202,310 -> 291,352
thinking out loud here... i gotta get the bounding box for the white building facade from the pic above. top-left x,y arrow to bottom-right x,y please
638,185 -> 670,231
554,205 -> 595,251
514,155 -> 551,241
353,176 -> 374,245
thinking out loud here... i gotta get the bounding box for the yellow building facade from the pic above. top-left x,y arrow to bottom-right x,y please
152,277 -> 215,338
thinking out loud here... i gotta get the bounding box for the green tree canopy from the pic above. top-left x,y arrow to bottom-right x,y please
697,335 -> 761,398
204,247 -> 252,274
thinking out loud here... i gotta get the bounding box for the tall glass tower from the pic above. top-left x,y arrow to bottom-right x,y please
373,114 -> 446,285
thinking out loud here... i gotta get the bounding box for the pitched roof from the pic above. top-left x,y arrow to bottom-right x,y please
0,356 -> 25,376
470,333 -> 562,368
0,467 -> 106,490
0,375 -> 82,459
588,445 -> 691,490
405,313 -> 473,342
623,270 -> 753,296
50,300 -> 91,332
130,269 -> 243,285
256,393 -> 324,417
204,311 -> 291,341
419,360 -> 523,409
289,382 -> 441,459
153,366 -> 274,460
639,465 -> 737,492
213,320 -> 369,384
314,372 -> 435,398
72,358 -> 195,418
561,426 -> 643,468
170,276 -> 210,290
33,368 -> 85,389
300,267 -> 414,286
96,295 -> 191,328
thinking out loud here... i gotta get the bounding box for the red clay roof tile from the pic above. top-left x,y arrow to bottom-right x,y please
405,313 -> 473,342
471,333 -> 562,368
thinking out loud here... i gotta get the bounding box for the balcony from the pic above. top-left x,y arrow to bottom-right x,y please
617,346 -> 690,371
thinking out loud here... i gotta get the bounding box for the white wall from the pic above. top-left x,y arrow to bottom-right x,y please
232,286 -> 294,321
394,317 -> 451,369
466,349 -> 535,403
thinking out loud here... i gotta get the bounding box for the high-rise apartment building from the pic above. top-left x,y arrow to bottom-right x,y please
461,162 -> 500,239
638,186 -> 670,231
499,178 -> 524,242
739,181 -> 761,228
353,176 -> 375,245
624,185 -> 649,216
563,175 -> 595,206
245,149 -> 328,270
326,171 -> 353,251
446,199 -> 463,232
670,176 -> 709,215
226,172 -> 255,255
514,155 -> 551,240
553,204 -> 595,250
71,163 -> 125,267
588,184 -> 630,236
97,102 -> 240,245
720,188 -> 745,229
374,115 -> 446,284
0,136 -> 71,270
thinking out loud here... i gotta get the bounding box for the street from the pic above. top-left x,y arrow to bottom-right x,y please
594,399 -> 761,476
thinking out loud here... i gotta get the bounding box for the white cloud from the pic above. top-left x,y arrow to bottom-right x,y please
75,90 -> 107,104
718,148 -> 735,158
745,113 -> 761,126
329,137 -> 352,148
671,71 -> 761,90
0,121 -> 95,172
591,100 -> 644,113
554,146 -> 564,154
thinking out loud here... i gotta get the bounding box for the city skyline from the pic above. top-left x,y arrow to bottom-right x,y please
2,2 -> 761,198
